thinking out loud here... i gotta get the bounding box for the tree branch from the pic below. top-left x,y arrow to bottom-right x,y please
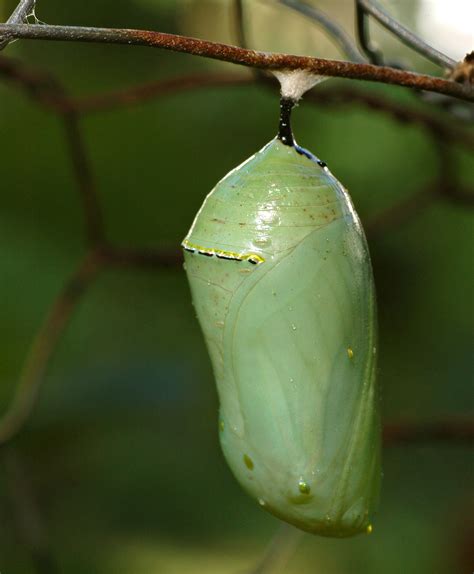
357,0 -> 457,69
0,23 -> 471,101
279,0 -> 365,63
0,0 -> 36,50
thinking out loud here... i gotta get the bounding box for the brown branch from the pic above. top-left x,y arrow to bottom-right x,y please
0,23 -> 471,101
0,251 -> 106,446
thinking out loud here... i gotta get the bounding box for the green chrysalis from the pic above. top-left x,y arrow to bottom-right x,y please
182,95 -> 380,537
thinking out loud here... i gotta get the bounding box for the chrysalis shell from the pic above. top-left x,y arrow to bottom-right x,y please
182,137 -> 380,537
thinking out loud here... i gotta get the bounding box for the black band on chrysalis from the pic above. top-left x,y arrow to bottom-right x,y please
278,97 -> 295,147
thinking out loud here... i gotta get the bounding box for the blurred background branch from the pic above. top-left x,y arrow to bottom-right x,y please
279,0 -> 366,63
355,0 -> 457,69
0,0 -> 35,50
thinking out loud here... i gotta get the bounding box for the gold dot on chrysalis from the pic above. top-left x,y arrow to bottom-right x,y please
219,420 -> 225,432
298,480 -> 311,495
366,524 -> 373,534
347,347 -> 354,359
243,454 -> 254,470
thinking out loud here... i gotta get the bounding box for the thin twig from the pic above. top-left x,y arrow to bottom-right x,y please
0,0 -> 36,50
0,251 -> 106,446
280,0 -> 365,63
357,0 -> 457,69
0,23 -> 471,101
356,0 -> 384,65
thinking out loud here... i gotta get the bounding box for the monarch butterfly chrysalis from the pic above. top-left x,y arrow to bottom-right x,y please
182,85 -> 381,537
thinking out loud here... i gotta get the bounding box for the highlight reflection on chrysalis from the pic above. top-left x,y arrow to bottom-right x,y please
181,74 -> 381,537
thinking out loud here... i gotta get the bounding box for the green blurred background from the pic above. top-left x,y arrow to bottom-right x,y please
0,1 -> 472,572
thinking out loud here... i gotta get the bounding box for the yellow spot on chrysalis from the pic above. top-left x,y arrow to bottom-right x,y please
243,454 -> 254,470
181,239 -> 265,264
219,420 -> 225,432
366,524 -> 373,534
347,347 -> 354,359
298,480 -> 311,494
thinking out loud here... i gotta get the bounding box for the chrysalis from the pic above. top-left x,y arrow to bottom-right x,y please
182,92 -> 381,537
